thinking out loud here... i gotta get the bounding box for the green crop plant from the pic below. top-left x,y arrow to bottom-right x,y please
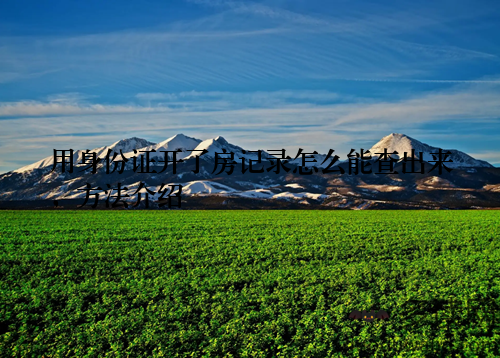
0,210 -> 499,357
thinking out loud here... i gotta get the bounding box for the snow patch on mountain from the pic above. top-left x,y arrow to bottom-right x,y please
272,192 -> 328,201
236,189 -> 275,198
285,183 -> 305,189
182,180 -> 237,195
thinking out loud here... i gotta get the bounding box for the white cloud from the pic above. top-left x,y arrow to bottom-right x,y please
135,90 -> 340,105
2,82 -> 500,124
468,151 -> 500,164
0,101 -> 172,117
0,0 -> 496,90
1,81 -> 500,172
332,82 -> 500,126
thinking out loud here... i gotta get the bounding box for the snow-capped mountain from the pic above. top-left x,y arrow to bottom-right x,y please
1,132 -> 499,209
13,137 -> 155,174
121,134 -> 202,161
370,133 -> 493,168
184,136 -> 272,161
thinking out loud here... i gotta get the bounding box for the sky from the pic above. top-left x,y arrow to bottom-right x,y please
1,0 -> 500,173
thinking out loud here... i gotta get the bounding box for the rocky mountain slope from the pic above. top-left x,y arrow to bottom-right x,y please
1,133 -> 499,209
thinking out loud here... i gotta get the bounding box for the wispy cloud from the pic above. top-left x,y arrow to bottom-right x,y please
1,81 -> 499,173
468,151 -> 500,164
0,101 -> 171,117
0,0 -> 497,92
332,82 -> 500,126
3,81 -> 499,124
1,0 -> 499,173
332,78 -> 500,83
135,90 -> 341,106
187,0 -> 333,27
2,82 -> 500,124
0,68 -> 65,84
0,90 -> 342,117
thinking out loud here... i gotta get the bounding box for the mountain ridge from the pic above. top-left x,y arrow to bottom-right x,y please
8,132 -> 492,176
369,133 -> 492,168
1,133 -> 499,209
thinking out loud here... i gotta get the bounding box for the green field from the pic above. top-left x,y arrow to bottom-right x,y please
1,210 -> 500,357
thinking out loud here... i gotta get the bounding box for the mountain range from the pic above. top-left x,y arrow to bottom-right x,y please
1,133 -> 499,210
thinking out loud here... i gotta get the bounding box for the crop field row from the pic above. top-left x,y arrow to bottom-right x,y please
1,210 -> 500,357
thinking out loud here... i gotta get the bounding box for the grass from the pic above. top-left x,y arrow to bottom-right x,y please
1,210 -> 500,357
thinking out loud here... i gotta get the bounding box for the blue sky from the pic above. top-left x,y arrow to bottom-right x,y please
1,0 -> 500,172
